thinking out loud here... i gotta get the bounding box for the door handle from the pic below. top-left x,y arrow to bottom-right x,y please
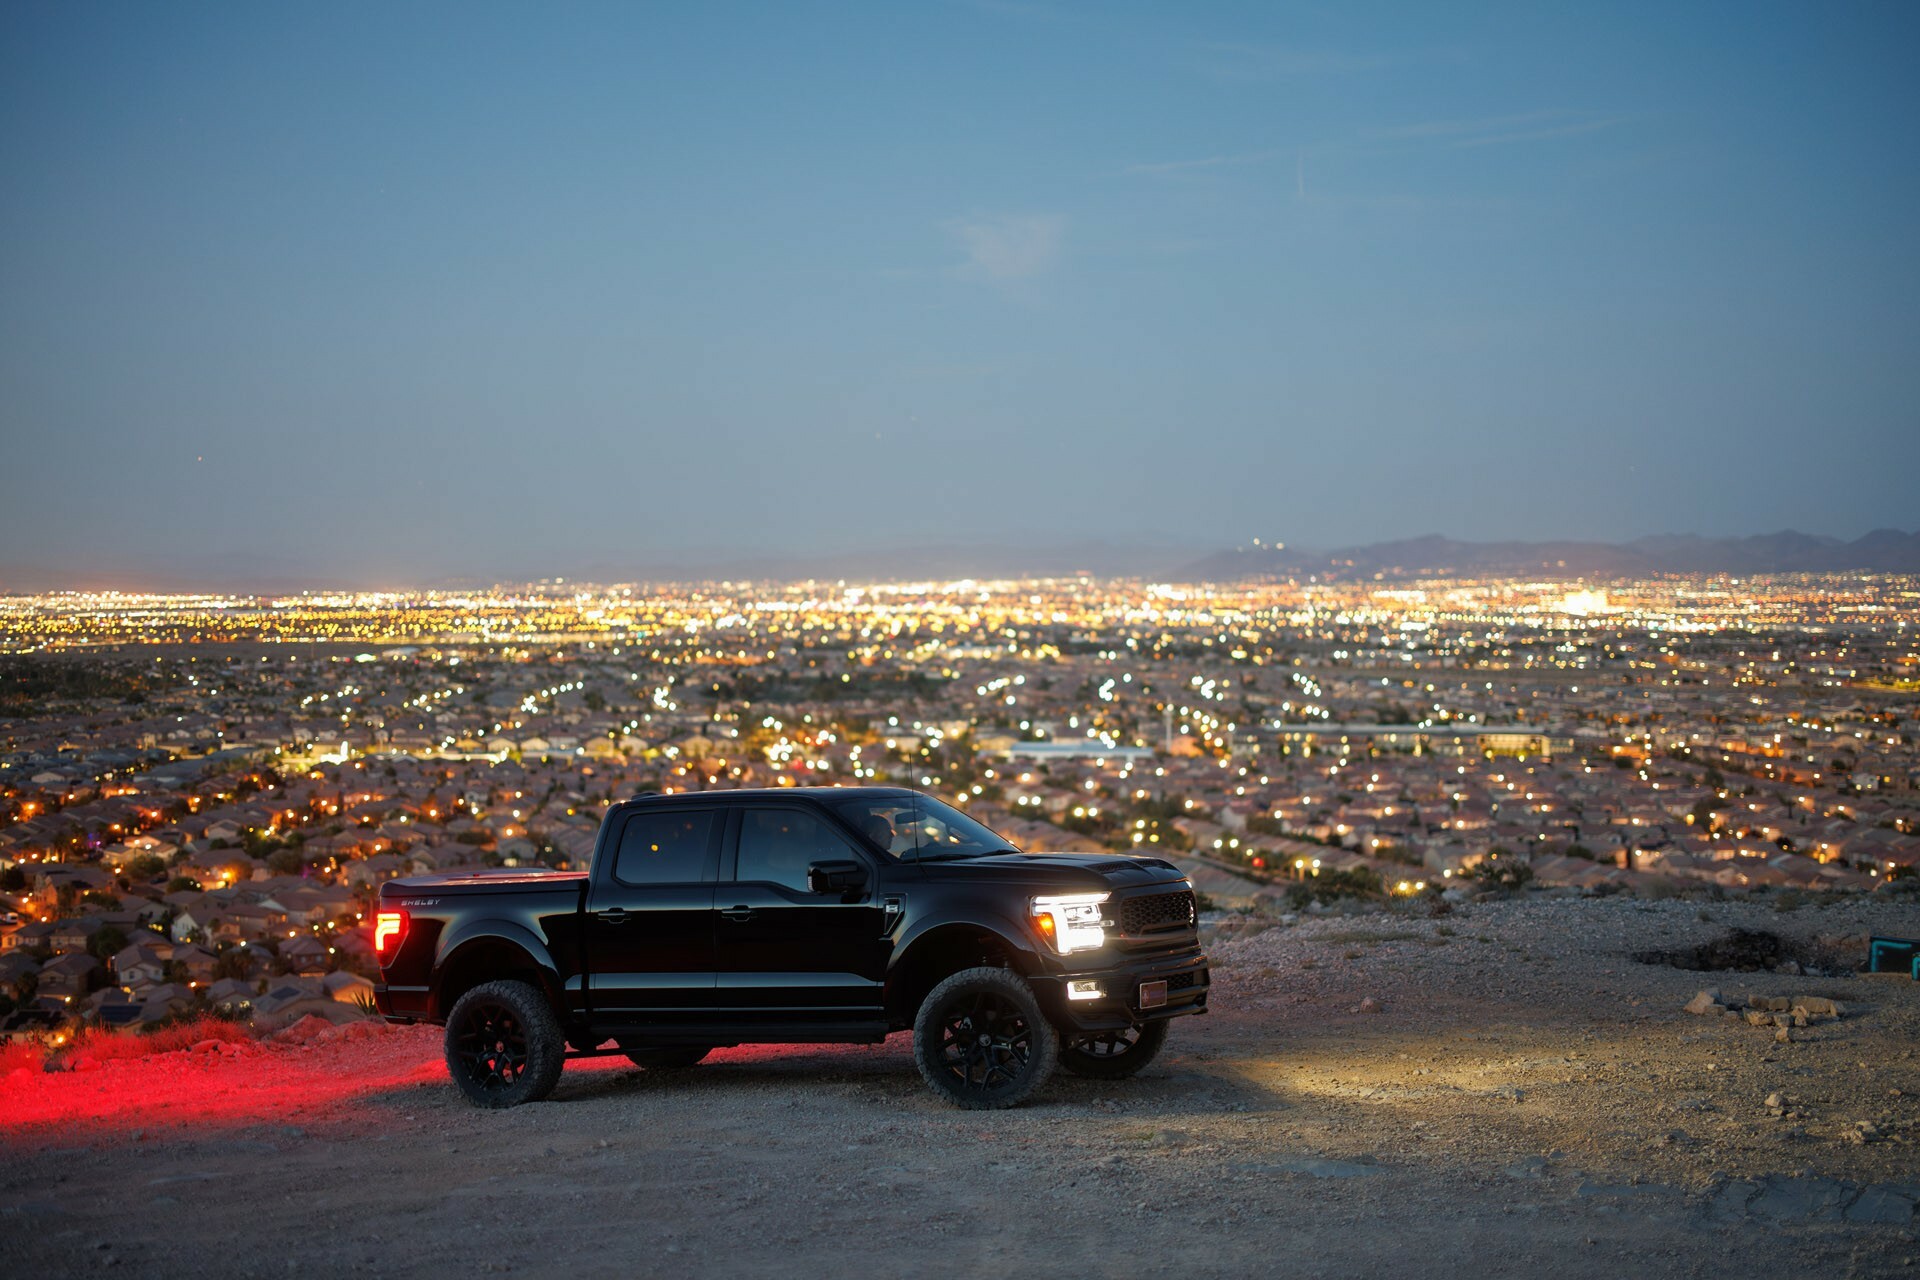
720,906 -> 756,922
598,908 -> 630,924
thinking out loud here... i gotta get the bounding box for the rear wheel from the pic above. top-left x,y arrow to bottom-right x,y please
443,980 -> 565,1108
620,1045 -> 711,1070
1058,1019 -> 1169,1080
913,966 -> 1057,1110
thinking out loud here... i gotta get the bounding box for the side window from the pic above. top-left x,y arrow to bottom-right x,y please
735,808 -> 857,893
614,809 -> 714,885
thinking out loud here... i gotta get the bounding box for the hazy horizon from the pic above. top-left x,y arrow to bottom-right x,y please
4,2 -> 1916,587
3,525 -> 1916,594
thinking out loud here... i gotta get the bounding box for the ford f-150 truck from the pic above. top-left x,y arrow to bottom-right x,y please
374,786 -> 1209,1109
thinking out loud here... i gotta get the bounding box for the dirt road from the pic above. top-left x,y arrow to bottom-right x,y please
4,896 -> 1916,1278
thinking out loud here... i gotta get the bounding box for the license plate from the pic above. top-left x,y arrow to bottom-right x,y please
1138,980 -> 1168,1009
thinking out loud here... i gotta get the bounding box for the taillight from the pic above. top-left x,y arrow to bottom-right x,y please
374,910 -> 408,960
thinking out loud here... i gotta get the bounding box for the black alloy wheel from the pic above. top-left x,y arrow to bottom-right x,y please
1058,1018 -> 1169,1080
444,979 -> 565,1108
912,966 -> 1057,1110
454,998 -> 527,1088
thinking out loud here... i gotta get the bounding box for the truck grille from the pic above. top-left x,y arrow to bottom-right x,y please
1115,890 -> 1196,936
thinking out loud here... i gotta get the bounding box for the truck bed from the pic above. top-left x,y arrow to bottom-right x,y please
387,869 -> 587,893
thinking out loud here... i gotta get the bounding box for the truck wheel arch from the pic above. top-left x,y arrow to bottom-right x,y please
432,924 -> 565,1023
885,921 -> 1036,1026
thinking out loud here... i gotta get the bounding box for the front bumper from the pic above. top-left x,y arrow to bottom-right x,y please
1028,947 -> 1209,1034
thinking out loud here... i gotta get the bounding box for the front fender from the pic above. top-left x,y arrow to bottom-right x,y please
888,910 -> 1047,978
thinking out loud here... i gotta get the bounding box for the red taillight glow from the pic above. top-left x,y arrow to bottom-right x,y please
374,911 -> 407,959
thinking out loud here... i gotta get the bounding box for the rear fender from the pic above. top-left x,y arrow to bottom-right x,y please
432,920 -> 565,1020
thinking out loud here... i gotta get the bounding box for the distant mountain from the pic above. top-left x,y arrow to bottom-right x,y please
1174,529 -> 1920,582
8,530 -> 1917,593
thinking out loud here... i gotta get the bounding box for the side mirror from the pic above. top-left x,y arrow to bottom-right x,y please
807,859 -> 868,896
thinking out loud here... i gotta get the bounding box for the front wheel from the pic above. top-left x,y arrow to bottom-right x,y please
1058,1019 -> 1169,1079
913,966 -> 1057,1110
444,980 -> 566,1108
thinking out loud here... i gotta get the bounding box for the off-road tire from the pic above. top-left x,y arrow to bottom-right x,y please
443,979 -> 566,1108
1058,1018 -> 1169,1080
913,966 -> 1057,1110
620,1045 -> 711,1070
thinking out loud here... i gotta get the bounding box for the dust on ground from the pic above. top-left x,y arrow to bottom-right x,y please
3,896 -> 1917,1279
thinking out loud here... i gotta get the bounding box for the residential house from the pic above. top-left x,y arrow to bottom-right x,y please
138,983 -> 194,1025
36,952 -> 101,1004
170,944 -> 217,986
205,977 -> 256,1016
323,970 -> 374,1004
109,943 -> 168,993
279,935 -> 329,976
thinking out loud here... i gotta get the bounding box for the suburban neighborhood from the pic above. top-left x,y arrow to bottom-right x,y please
3,574 -> 1917,1045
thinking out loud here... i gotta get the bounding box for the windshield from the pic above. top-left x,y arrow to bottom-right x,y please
826,793 -> 1020,862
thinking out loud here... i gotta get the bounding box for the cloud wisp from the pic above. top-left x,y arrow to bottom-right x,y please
1122,110 -> 1625,185
1375,110 -> 1630,149
1195,40 -> 1406,78
1122,147 -> 1287,178
1192,40 -> 1464,83
948,214 -> 1066,280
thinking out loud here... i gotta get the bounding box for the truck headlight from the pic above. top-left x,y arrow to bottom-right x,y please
1032,892 -> 1109,955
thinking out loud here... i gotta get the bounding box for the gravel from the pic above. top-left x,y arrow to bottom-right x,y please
2,894 -> 1916,1278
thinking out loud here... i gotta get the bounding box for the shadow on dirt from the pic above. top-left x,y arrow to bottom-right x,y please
1633,928 -> 1813,972
435,1039 -> 1299,1117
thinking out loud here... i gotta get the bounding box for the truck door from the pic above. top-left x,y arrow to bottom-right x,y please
584,804 -> 720,1019
712,804 -> 890,1021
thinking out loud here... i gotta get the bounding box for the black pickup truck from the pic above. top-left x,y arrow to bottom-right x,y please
374,786 -> 1209,1109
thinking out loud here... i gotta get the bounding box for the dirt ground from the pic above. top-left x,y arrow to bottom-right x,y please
3,895 -> 1917,1279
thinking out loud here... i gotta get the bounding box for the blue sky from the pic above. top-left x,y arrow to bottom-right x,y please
2,2 -> 1915,585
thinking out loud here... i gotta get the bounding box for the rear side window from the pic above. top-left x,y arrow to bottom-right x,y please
614,809 -> 714,885
735,808 -> 857,892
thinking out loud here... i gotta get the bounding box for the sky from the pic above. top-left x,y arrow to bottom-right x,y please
2,1 -> 1916,587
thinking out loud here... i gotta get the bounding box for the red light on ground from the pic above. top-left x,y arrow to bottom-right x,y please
374,910 -> 407,958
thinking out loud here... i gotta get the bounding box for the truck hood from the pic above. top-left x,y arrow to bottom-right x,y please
918,851 -> 1190,893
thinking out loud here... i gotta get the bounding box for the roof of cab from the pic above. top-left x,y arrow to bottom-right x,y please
620,785 -> 916,808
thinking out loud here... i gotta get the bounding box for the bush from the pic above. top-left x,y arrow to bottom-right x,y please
0,1038 -> 45,1074
1372,844 -> 1423,868
66,1013 -> 254,1065
122,853 -> 168,882
1284,866 -> 1384,907
1466,859 -> 1535,891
